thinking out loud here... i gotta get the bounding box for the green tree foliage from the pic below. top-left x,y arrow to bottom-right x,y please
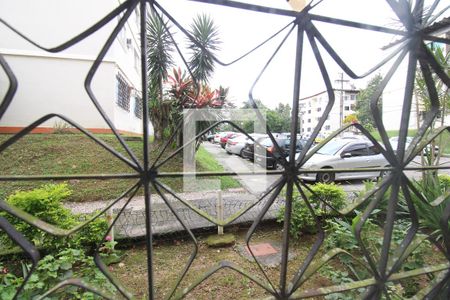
240,101 -> 291,133
343,113 -> 358,124
415,44 -> 450,118
414,44 -> 449,168
146,11 -> 174,141
147,13 -> 222,142
187,14 -> 221,84
355,74 -> 383,131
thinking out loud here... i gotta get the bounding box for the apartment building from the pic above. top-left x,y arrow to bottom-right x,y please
299,87 -> 359,138
0,0 -> 147,134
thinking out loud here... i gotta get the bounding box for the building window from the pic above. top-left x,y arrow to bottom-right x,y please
134,95 -> 142,119
116,74 -> 130,111
316,117 -> 320,121
324,125 -> 331,130
134,49 -> 140,71
317,107 -> 321,112
307,110 -> 311,114
344,106 -> 350,111
307,118 -> 311,123
307,127 -> 311,132
351,94 -> 356,100
301,128 -> 304,132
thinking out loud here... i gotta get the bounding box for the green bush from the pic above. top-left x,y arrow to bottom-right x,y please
408,174 -> 450,243
309,183 -> 346,216
439,174 -> 450,191
0,184 -> 113,299
277,183 -> 346,237
0,249 -> 116,299
323,217 -> 431,298
0,184 -> 108,251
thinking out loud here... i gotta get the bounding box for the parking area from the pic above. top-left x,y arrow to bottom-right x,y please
203,138 -> 450,196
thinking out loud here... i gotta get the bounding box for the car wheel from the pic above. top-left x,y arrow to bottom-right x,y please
271,160 -> 278,170
239,149 -> 244,157
317,170 -> 334,183
226,151 -> 232,155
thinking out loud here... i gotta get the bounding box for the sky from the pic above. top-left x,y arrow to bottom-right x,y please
155,0 -> 448,109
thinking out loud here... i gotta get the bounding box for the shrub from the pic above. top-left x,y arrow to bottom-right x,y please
309,183 -> 346,215
408,174 -> 450,243
0,249 -> 116,299
323,216 -> 431,298
277,183 -> 346,237
439,174 -> 450,191
0,184 -> 107,251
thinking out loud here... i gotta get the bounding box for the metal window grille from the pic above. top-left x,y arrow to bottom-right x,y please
134,95 -> 142,119
116,74 -> 130,111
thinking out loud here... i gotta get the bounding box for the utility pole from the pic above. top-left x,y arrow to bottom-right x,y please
335,73 -> 349,128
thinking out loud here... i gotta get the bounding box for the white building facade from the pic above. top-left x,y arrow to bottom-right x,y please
299,88 -> 359,138
0,0 -> 147,134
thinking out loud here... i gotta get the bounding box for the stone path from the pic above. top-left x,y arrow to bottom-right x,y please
66,188 -> 285,238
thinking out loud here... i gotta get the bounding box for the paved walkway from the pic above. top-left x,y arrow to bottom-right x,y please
66,188 -> 284,238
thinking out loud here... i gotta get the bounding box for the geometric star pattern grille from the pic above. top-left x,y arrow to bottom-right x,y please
1,0 -> 450,299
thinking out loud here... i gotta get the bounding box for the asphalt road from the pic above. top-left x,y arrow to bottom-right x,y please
203,142 -> 450,196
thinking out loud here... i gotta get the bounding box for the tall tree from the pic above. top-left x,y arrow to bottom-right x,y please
274,103 -> 292,132
355,74 -> 383,131
415,44 -> 450,127
146,11 -> 174,141
187,14 -> 221,84
414,44 -> 450,169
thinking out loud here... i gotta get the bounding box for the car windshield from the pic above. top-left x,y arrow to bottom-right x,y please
260,138 -> 274,147
316,140 -> 348,155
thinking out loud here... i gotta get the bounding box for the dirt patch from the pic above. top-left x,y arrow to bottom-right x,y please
112,223 -> 330,299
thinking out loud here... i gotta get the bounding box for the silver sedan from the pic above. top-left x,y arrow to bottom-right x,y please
298,138 -> 389,183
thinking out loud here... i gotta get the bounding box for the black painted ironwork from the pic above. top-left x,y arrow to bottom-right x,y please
1,0 -> 450,299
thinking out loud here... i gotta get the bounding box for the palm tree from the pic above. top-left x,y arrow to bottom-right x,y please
146,10 -> 174,141
187,14 -> 221,85
414,44 -> 450,175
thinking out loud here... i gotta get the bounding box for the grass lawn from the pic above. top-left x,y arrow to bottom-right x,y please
0,134 -> 240,202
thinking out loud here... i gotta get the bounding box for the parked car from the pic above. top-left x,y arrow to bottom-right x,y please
225,135 -> 249,156
298,138 -> 388,183
254,137 -> 307,169
241,135 -> 269,161
225,133 -> 265,156
389,136 -> 439,155
220,132 -> 241,149
206,133 -> 215,142
213,132 -> 233,144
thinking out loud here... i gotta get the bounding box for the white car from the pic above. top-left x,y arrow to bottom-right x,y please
298,138 -> 389,183
225,133 -> 266,156
225,135 -> 249,155
389,136 -> 438,155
